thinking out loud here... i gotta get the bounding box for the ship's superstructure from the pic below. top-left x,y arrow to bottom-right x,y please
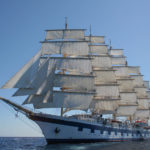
1,24 -> 150,143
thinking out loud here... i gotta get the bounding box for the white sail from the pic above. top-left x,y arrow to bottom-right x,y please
52,91 -> 94,109
94,70 -> 116,84
137,98 -> 149,109
131,75 -> 144,87
3,25 -> 150,123
41,41 -> 89,55
14,56 -> 93,96
92,55 -> 112,68
53,57 -> 92,74
144,81 -> 149,89
111,56 -> 126,66
23,90 -> 53,108
147,91 -> 150,98
95,85 -> 119,97
109,49 -> 124,56
85,36 -> 105,44
128,66 -> 140,75
54,74 -> 94,91
90,45 -> 108,55
24,91 -> 94,109
117,105 -> 137,116
134,110 -> 150,120
90,99 -> 118,114
117,79 -> 134,92
2,50 -> 42,88
135,87 -> 147,98
120,92 -> 137,105
113,66 -> 129,77
45,29 -> 85,40
14,58 -> 56,96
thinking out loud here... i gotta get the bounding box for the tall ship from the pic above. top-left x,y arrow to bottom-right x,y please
1,22 -> 150,143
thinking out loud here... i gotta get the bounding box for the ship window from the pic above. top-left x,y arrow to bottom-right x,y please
108,130 -> 111,135
91,129 -> 94,133
100,130 -> 103,134
132,133 -> 134,136
78,127 -> 83,131
121,132 -> 123,136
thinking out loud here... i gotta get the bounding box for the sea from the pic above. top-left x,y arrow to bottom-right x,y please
0,137 -> 150,150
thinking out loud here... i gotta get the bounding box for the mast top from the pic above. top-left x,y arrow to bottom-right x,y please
65,17 -> 68,29
109,39 -> 112,49
90,24 -> 92,36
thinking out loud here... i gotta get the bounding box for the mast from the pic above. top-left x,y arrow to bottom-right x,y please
1,25 -> 150,123
110,47 -> 150,122
0,97 -> 33,115
110,48 -> 138,121
85,34 -> 120,116
132,75 -> 150,121
65,17 -> 68,29
1,28 -> 96,111
109,39 -> 112,50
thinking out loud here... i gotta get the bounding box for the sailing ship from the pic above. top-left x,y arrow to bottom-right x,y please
1,22 -> 150,143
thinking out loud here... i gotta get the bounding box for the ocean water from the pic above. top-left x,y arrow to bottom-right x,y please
0,137 -> 150,150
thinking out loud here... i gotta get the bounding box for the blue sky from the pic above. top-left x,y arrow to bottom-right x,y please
0,0 -> 150,137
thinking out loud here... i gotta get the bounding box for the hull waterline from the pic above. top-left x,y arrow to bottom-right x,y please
28,113 -> 149,144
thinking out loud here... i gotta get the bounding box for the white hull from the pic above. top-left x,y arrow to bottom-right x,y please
28,113 -> 150,143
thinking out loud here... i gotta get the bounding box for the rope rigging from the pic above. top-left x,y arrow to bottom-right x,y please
0,101 -> 42,135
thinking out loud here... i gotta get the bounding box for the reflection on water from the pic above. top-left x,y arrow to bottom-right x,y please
40,142 -> 116,150
0,137 -> 150,150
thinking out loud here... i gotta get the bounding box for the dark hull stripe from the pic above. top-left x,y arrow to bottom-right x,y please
46,138 -> 144,144
29,114 -> 149,135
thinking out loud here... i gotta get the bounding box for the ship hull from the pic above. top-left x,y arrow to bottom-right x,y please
29,114 -> 150,144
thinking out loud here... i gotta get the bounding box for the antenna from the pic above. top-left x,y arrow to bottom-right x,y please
109,39 -> 112,50
90,24 -> 92,36
89,25 -> 92,53
65,17 -> 68,29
